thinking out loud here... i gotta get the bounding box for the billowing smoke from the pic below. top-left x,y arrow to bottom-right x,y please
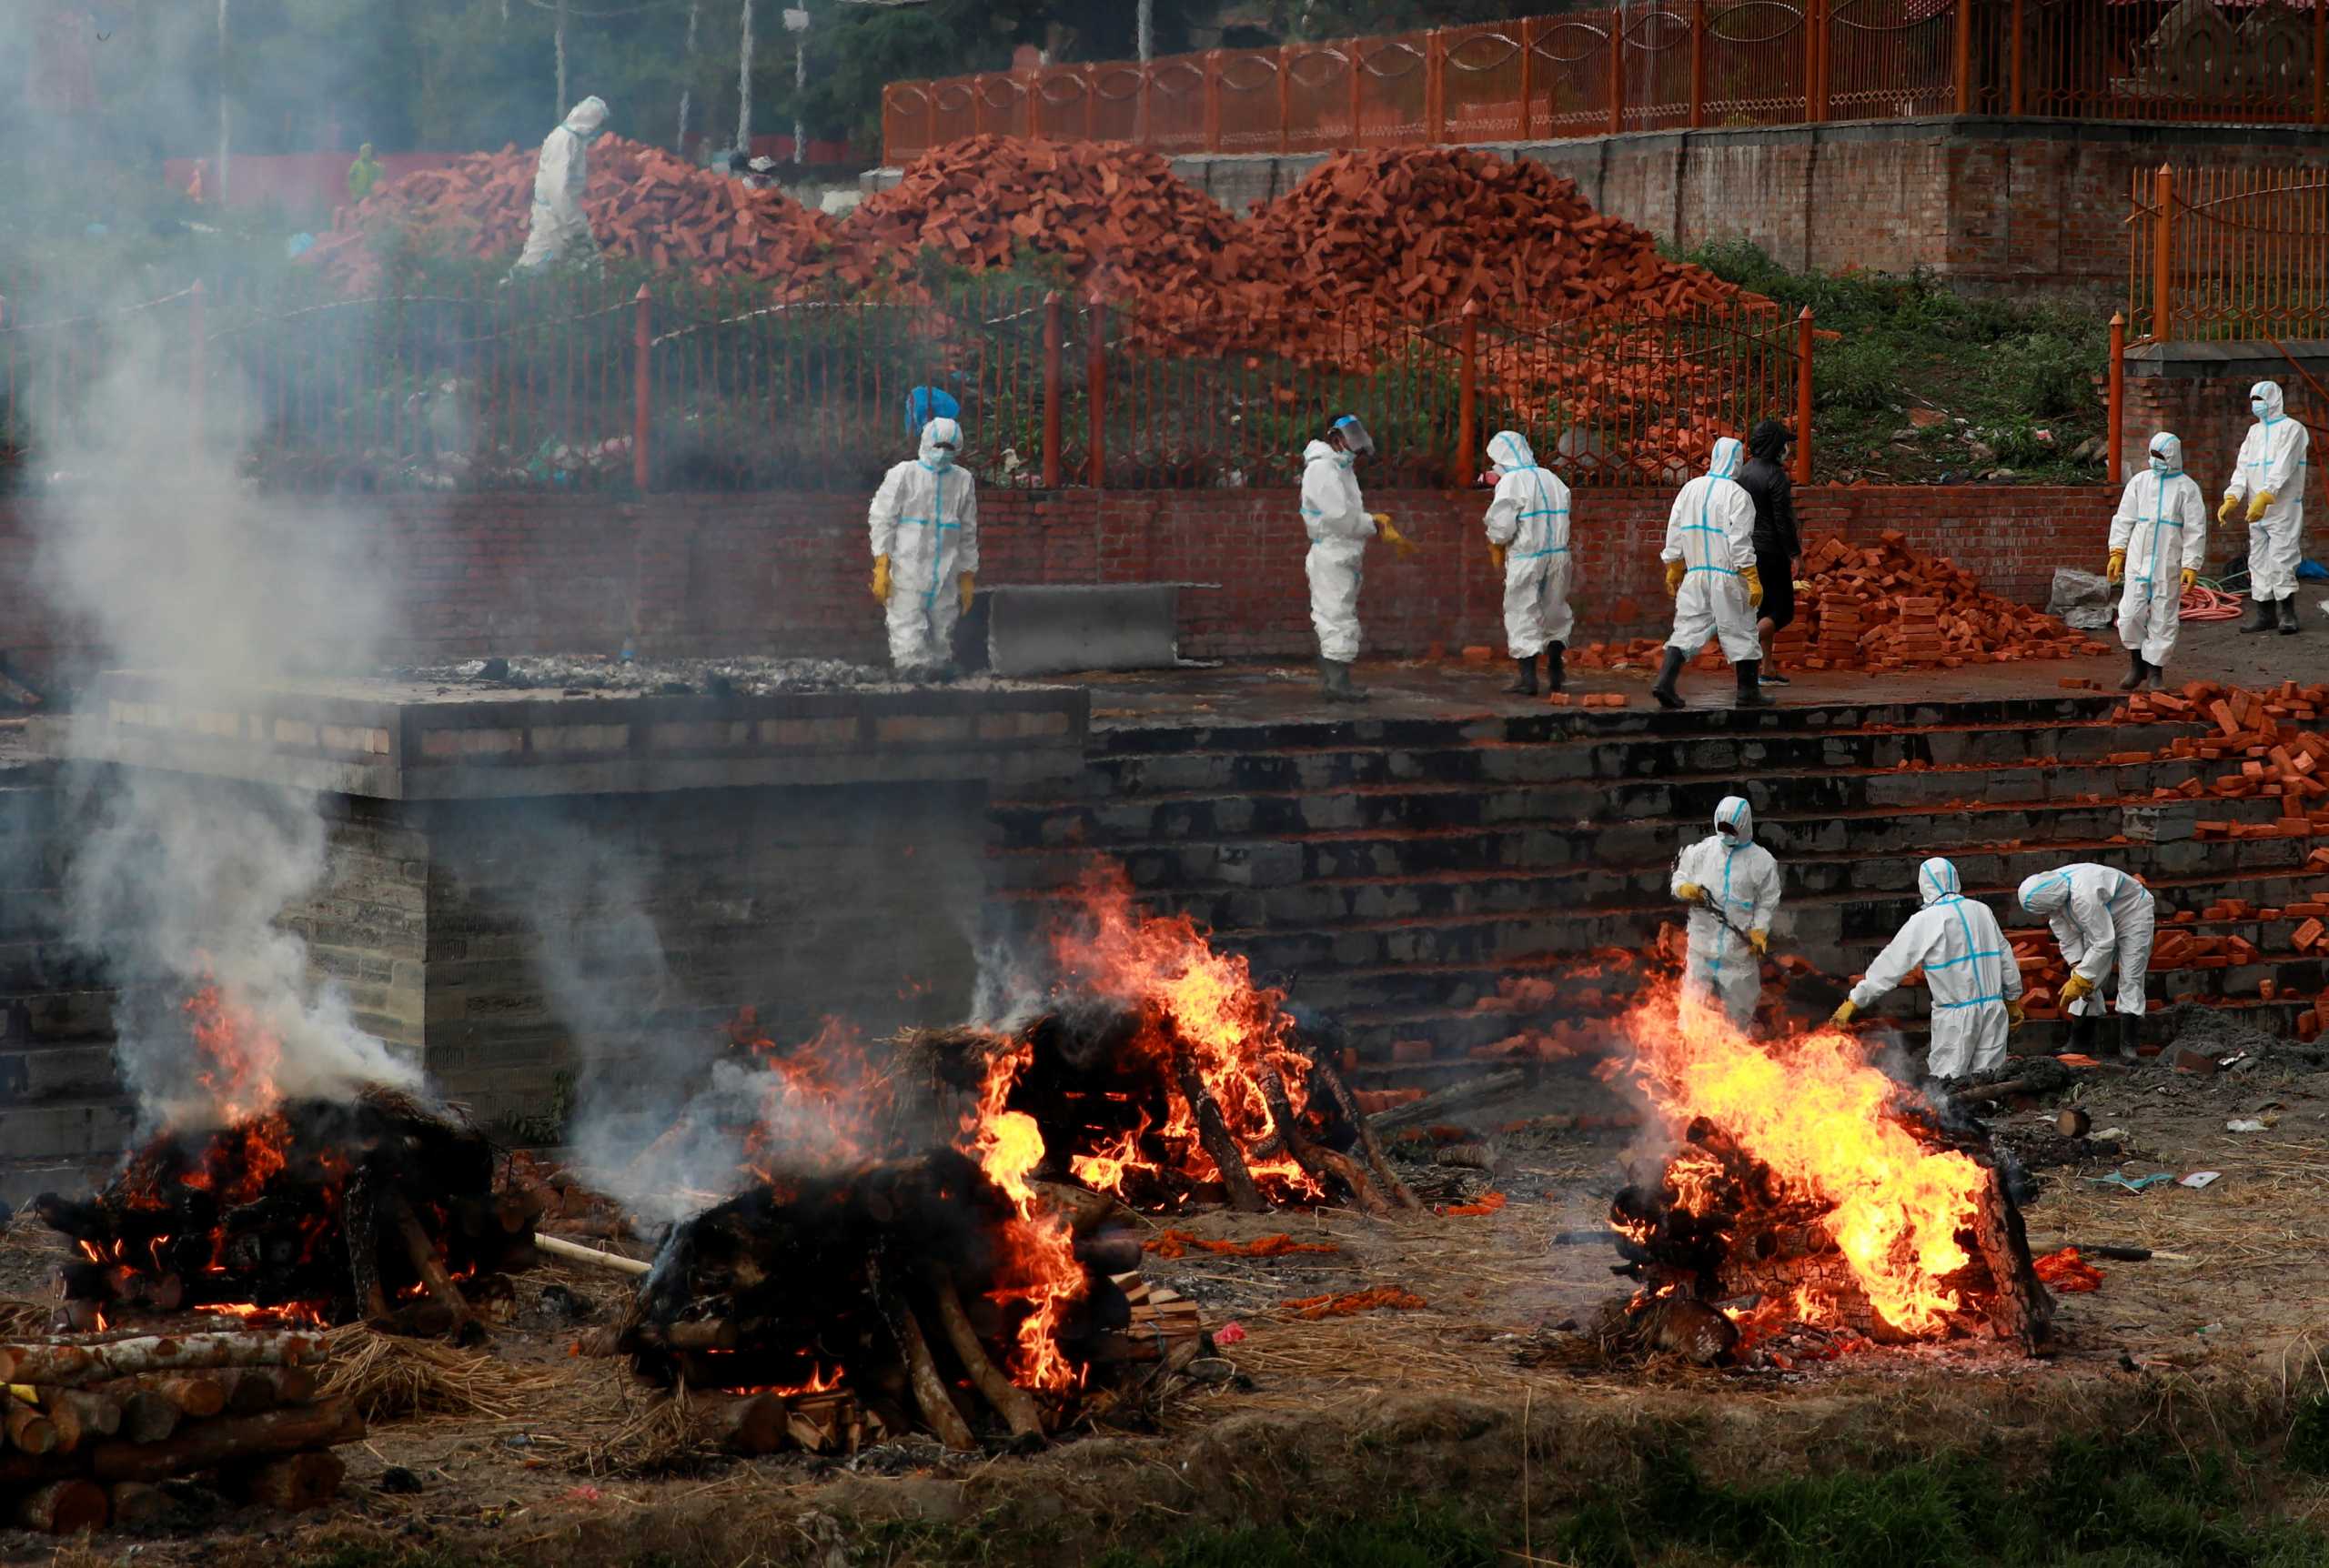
21,269 -> 418,1132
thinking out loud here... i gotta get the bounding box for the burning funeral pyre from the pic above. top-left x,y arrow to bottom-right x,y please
1605,992 -> 2051,1367
38,985 -> 539,1340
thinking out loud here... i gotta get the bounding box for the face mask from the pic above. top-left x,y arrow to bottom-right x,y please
926,448 -> 954,471
1335,450 -> 1356,470
2150,452 -> 2173,473
2253,399 -> 2270,418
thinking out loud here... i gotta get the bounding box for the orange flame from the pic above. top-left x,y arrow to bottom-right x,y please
732,1014 -> 897,1181
1622,984 -> 1990,1337
1068,1113 -> 1158,1195
960,1039 -> 1086,1392
184,980 -> 283,1127
1050,869 -> 1321,1202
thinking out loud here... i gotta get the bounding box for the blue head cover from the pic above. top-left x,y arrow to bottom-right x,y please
907,386 -> 961,437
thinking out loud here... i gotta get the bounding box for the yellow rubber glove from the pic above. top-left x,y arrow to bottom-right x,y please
2058,972 -> 2096,1006
1740,565 -> 1764,609
2181,568 -> 2196,590
2249,489 -> 2276,523
2106,549 -> 2125,585
2219,493 -> 2242,525
1830,1000 -> 1858,1026
1376,516 -> 1417,558
1675,881 -> 1705,905
1665,559 -> 1688,596
2005,997 -> 2026,1030
871,555 -> 892,603
1749,930 -> 1769,956
1488,544 -> 1506,575
958,572 -> 976,615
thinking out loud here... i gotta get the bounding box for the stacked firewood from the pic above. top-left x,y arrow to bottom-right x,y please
0,1331 -> 357,1532
613,1151 -> 1196,1454
38,1087 -> 541,1341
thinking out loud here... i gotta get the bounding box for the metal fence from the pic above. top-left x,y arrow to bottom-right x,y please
882,0 -> 2329,165
0,278 -> 1809,495
2128,166 -> 2329,343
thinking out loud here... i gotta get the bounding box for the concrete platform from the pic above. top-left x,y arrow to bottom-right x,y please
82,670 -> 1090,799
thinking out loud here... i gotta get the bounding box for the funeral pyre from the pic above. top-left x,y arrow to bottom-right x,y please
605,875 -> 1416,1452
1605,990 -> 2051,1367
37,985 -> 539,1340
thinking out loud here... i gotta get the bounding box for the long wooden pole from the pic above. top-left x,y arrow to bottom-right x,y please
1793,307 -> 1814,485
2106,311 -> 2125,484
2153,165 -> 2175,342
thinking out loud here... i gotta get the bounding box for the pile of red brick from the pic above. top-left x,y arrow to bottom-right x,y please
326,136 -> 849,292
1769,533 -> 2107,671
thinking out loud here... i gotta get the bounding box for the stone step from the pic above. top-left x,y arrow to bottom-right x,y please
0,1042 -> 122,1103
0,1097 -> 137,1163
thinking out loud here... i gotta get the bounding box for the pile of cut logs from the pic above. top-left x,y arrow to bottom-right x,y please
611,1151 -> 1196,1454
38,1086 -> 540,1341
0,1331 -> 357,1532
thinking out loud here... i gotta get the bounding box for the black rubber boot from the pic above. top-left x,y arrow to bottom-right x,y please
2065,1012 -> 2099,1058
2280,595 -> 2302,635
2117,648 -> 2148,691
1649,648 -> 1688,709
2242,597 -> 2276,634
2117,1012 -> 2142,1061
2145,660 -> 2168,690
1734,658 -> 1770,708
1320,658 -> 1368,704
1544,642 -> 1567,692
1504,655 -> 1538,696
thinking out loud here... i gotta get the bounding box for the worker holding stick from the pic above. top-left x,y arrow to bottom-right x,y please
1833,858 -> 2022,1080
1300,414 -> 1415,704
1670,796 -> 1781,1030
1650,437 -> 1767,710
2016,865 -> 2156,1062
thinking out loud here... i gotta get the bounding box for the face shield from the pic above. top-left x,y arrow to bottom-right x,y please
1331,415 -> 1376,458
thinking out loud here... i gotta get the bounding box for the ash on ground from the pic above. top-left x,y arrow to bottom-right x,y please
391,654 -> 1016,697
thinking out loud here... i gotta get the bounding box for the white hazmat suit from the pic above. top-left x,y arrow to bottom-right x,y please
2224,380 -> 2310,605
868,417 -> 980,671
1301,437 -> 1374,665
1847,858 -> 2020,1080
2016,865 -> 2156,1031
1482,431 -> 1573,660
1660,437 -> 1761,665
2111,434 -> 2207,669
1670,796 -> 1781,1030
513,96 -> 608,273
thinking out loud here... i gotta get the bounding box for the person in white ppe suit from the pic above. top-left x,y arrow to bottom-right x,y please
868,417 -> 979,678
1651,436 -> 1768,710
2220,380 -> 2310,635
2017,864 -> 2156,1062
1669,796 -> 1780,1030
1481,431 -> 1573,696
2108,432 -> 2207,690
1300,415 -> 1414,703
1833,858 -> 2022,1080
512,96 -> 609,274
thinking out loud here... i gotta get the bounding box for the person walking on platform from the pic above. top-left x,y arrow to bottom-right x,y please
1650,437 -> 1766,710
1738,419 -> 1800,687
1300,414 -> 1415,704
2109,431 -> 2206,690
1481,431 -> 1572,696
2222,380 -> 2309,635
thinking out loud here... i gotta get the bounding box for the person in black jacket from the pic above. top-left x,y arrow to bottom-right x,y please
1738,419 -> 1800,686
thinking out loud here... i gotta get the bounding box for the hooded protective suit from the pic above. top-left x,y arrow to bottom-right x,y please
1301,437 -> 1375,663
2017,864 -> 2156,1021
1660,437 -> 1761,665
2225,381 -> 2309,601
2112,433 -> 2208,665
1482,431 -> 1572,660
1670,796 -> 1781,1029
514,96 -> 609,272
1849,858 -> 2020,1079
868,417 -> 980,669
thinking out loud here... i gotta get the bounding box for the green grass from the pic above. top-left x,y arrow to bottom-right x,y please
1672,239 -> 2112,487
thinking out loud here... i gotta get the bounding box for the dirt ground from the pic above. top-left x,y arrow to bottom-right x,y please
3,1029 -> 2324,1568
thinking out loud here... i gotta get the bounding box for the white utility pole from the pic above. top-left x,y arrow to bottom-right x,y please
783,8 -> 809,166
217,0 -> 231,204
737,0 -> 755,155
677,0 -> 701,150
555,0 -> 570,117
1138,0 -> 1153,62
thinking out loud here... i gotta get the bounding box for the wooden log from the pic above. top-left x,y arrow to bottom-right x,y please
233,1448 -> 347,1511
533,1233 -> 652,1276
633,1320 -> 739,1352
925,1267 -> 1043,1442
13,1478 -> 106,1533
867,1260 -> 973,1452
1264,1069 -> 1386,1217
107,1481 -> 176,1528
344,1165 -> 391,1322
388,1191 -> 478,1340
88,1374 -> 228,1419
0,1332 -> 325,1385
1171,1048 -> 1266,1213
1073,1233 -> 1144,1274
1026,1181 -> 1131,1238
87,1396 -> 364,1483
116,1390 -> 180,1445
690,1391 -> 786,1455
1368,1069 -> 1527,1133
1310,1059 -> 1422,1211
42,1389 -> 121,1451
4,1400 -> 55,1455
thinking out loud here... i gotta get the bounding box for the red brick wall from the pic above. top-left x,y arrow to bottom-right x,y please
0,485 -> 2120,678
